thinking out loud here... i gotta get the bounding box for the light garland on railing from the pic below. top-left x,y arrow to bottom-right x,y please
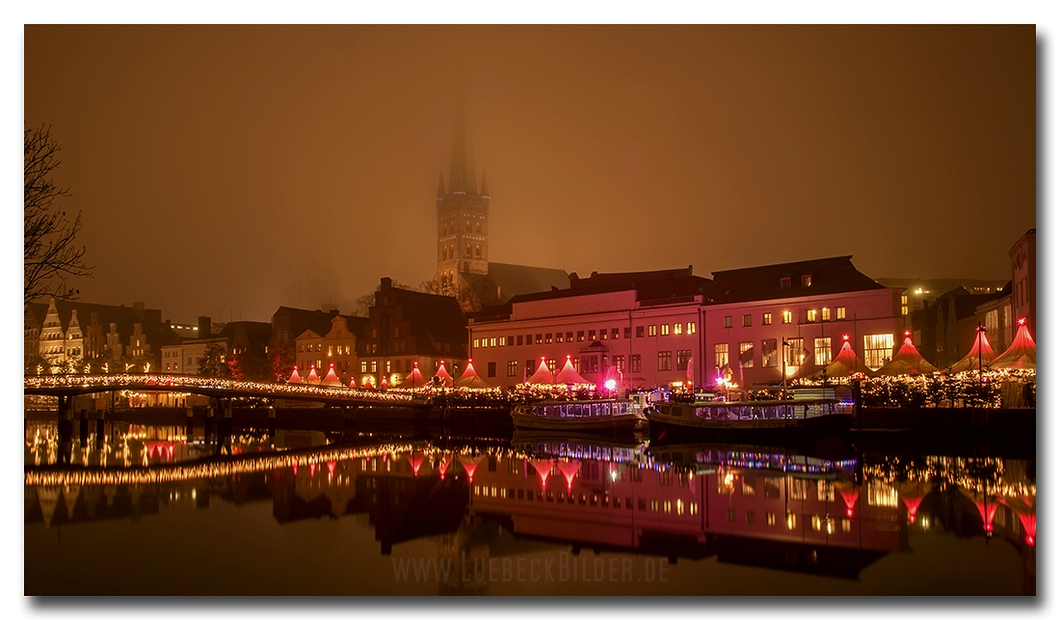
24,373 -> 426,405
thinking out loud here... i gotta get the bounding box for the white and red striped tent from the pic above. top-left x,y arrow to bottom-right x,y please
875,334 -> 936,376
990,319 -> 1036,370
433,360 -> 454,387
948,328 -> 997,374
527,358 -> 554,384
399,363 -> 427,389
287,366 -> 302,384
455,359 -> 491,388
554,356 -> 591,386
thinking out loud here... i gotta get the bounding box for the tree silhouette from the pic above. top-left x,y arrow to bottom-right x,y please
24,125 -> 92,308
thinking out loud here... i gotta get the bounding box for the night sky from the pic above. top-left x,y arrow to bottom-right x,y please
23,25 -> 1035,323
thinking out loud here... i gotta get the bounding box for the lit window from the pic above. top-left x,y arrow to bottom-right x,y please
611,328 -> 619,339
762,312 -> 772,326
536,334 -> 543,344
673,323 -> 682,335
545,333 -> 553,344
600,329 -> 607,340
806,308 -> 817,322
547,359 -> 557,372
490,337 -> 497,347
687,322 -> 696,334
661,324 -> 670,336
589,330 -> 596,340
648,325 -> 657,337
782,310 -> 792,324
577,331 -> 585,342
723,316 -> 733,329
762,339 -> 778,368
822,307 -> 831,321
814,337 -> 832,365
507,360 -> 518,377
677,349 -> 692,370
714,343 -> 728,368
802,275 -> 812,287
836,306 -> 846,320
567,332 -> 574,342
863,334 -> 895,370
742,314 -> 752,327
739,342 -> 753,368
784,337 -> 804,370
657,351 -> 672,371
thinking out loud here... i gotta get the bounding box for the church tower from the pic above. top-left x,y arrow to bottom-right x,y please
436,109 -> 490,285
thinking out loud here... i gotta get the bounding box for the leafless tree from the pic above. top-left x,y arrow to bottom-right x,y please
25,125 -> 92,308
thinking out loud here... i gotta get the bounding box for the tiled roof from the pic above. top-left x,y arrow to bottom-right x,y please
707,256 -> 884,305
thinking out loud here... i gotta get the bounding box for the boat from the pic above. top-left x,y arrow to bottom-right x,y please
646,398 -> 853,446
510,398 -> 648,433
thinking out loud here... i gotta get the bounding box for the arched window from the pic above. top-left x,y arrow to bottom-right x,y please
475,245 -> 481,258
465,246 -> 472,258
465,222 -> 471,233
475,223 -> 481,233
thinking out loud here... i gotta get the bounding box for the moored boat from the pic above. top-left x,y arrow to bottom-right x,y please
646,398 -> 853,446
510,399 -> 647,433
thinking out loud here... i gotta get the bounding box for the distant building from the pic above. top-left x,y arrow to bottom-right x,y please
358,277 -> 468,388
159,318 -> 272,380
433,111 -> 569,311
908,228 -> 1036,367
294,312 -> 367,384
468,257 -> 902,390
24,297 -> 173,371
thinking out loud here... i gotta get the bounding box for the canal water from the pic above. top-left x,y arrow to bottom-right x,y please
24,418 -> 1035,596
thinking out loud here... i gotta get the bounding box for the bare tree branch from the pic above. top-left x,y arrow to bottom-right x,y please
25,125 -> 93,308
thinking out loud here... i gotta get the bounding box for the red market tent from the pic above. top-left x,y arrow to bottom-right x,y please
348,377 -> 358,389
399,363 -> 427,389
554,356 -> 591,386
455,359 -> 492,388
379,376 -> 389,389
433,360 -> 454,387
287,367 -> 302,384
875,333 -> 937,376
527,358 -> 554,384
990,318 -> 1036,370
805,336 -> 872,379
306,366 -> 320,383
948,327 -> 997,374
321,364 -> 341,387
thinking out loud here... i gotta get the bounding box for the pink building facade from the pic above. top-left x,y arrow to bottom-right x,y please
468,258 -> 903,390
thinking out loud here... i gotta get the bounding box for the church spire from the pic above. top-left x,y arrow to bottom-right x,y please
437,172 -> 447,198
448,104 -> 476,196
479,171 -> 489,197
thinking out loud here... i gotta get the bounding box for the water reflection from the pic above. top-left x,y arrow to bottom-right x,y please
24,422 -> 1035,595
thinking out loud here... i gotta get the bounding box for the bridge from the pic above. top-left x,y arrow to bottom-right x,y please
24,373 -> 432,410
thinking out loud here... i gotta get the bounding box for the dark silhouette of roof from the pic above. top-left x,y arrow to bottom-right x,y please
460,262 -> 570,303
708,256 -> 885,305
375,280 -> 468,357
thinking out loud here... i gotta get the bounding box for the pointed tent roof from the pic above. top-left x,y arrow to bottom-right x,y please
990,318 -> 1036,370
875,333 -> 937,376
287,366 -> 302,384
349,377 -> 358,388
433,360 -> 454,387
306,366 -> 320,383
806,336 -> 872,379
399,363 -> 427,389
948,327 -> 997,374
321,364 -> 341,387
554,356 -> 591,385
380,376 -> 389,389
455,359 -> 491,388
527,358 -> 554,384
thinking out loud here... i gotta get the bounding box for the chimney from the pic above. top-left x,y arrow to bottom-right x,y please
381,277 -> 392,291
198,316 -> 212,336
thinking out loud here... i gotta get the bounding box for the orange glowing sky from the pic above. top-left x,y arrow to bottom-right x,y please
24,25 -> 1035,322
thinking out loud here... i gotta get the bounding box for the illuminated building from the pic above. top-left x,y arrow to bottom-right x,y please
294,312 -> 365,383
24,297 -> 172,370
358,277 -> 468,387
468,257 -> 902,389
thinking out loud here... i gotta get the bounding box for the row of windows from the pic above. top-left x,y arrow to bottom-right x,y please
724,307 -> 847,329
297,343 -> 353,355
472,485 -> 699,516
474,323 -> 697,349
710,334 -> 894,370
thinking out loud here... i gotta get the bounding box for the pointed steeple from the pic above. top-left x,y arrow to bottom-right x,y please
437,172 -> 447,198
479,171 -> 489,197
448,105 -> 476,196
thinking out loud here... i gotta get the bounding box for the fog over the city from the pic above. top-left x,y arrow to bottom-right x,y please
24,25 -> 1035,323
